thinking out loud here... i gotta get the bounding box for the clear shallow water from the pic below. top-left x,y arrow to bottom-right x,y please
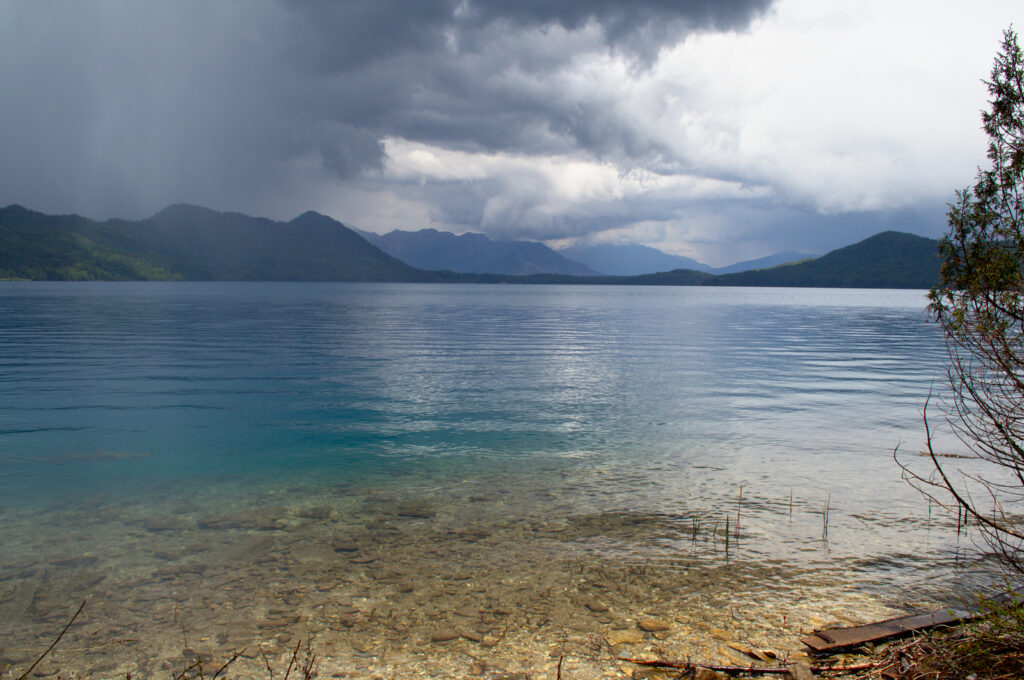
0,282 -> 994,676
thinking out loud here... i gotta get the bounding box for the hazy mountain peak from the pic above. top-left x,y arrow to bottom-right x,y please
558,242 -> 713,276
373,227 -> 598,276
290,210 -> 341,227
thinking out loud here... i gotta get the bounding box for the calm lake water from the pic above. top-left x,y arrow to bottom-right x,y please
0,282 -> 994,677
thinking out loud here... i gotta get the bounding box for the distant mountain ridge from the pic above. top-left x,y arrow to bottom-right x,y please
0,203 -> 942,288
558,242 -> 816,275
712,250 -> 815,274
557,242 -> 711,275
363,228 -> 598,276
367,231 -> 815,276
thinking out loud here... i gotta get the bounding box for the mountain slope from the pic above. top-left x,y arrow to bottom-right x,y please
557,243 -> 712,275
711,251 -> 815,274
0,205 -> 180,280
706,231 -> 941,288
370,228 -> 598,276
0,204 -> 434,281
135,205 -> 427,281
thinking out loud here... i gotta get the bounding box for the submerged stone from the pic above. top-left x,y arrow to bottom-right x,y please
606,629 -> 644,646
332,540 -> 360,552
429,627 -> 460,642
143,518 -> 189,532
637,617 -> 670,632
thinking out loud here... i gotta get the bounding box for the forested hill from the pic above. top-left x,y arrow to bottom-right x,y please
0,204 -> 435,282
705,231 -> 942,289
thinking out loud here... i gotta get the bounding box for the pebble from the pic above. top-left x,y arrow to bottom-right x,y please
429,628 -> 460,642
197,516 -> 261,530
606,630 -> 644,646
143,518 -> 188,532
636,617 -> 670,632
459,628 -> 483,642
53,555 -> 99,568
787,662 -> 814,680
585,600 -> 610,613
298,505 -> 333,521
153,550 -> 182,561
151,562 -> 206,579
693,670 -> 728,680
381,649 -> 416,665
396,504 -> 436,519
332,540 -> 360,552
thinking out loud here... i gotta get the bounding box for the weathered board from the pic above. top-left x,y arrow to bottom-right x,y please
801,586 -> 1024,653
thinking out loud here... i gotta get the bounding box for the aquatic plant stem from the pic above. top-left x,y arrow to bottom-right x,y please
823,492 -> 831,540
737,483 -> 743,537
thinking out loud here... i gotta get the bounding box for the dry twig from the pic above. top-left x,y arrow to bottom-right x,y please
618,655 -> 875,676
16,600 -> 86,680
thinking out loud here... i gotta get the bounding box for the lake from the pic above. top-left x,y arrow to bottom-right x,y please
0,283 -> 992,678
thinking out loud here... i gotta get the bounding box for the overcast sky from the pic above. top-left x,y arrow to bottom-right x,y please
0,1 -> 1019,264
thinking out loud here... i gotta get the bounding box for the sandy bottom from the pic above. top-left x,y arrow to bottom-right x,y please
0,472 -> 962,680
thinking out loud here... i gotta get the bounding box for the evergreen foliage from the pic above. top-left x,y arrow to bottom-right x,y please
914,27 -> 1024,574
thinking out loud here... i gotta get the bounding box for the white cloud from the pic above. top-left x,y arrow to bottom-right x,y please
641,0 -> 1007,212
378,137 -> 770,237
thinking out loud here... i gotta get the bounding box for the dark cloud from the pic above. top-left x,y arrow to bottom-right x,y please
461,0 -> 772,60
0,0 -> 774,221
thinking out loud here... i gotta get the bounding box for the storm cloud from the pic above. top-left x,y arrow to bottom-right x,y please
0,0 -> 1019,262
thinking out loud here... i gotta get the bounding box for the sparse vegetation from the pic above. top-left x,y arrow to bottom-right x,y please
898,25 -> 1024,680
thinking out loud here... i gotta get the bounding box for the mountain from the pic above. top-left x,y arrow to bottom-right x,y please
557,243 -> 712,275
0,204 -> 943,288
557,242 -> 817,276
706,231 -> 941,288
0,204 -> 433,282
711,251 -> 815,274
366,228 -> 599,276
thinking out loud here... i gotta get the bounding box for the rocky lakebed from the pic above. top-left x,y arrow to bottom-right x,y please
0,475 -> 942,679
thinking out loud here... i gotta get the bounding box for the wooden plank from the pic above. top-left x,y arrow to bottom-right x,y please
801,586 -> 1024,653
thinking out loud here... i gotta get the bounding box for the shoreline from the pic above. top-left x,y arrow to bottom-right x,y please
1,483 -> 966,680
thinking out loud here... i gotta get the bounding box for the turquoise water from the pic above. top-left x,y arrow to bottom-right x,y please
0,282 -> 941,490
0,284 -> 959,549
0,282 -> 990,675
1,282 -> 974,568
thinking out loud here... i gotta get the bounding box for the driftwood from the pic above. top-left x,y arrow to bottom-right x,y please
618,656 -> 875,675
801,585 -> 1024,653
